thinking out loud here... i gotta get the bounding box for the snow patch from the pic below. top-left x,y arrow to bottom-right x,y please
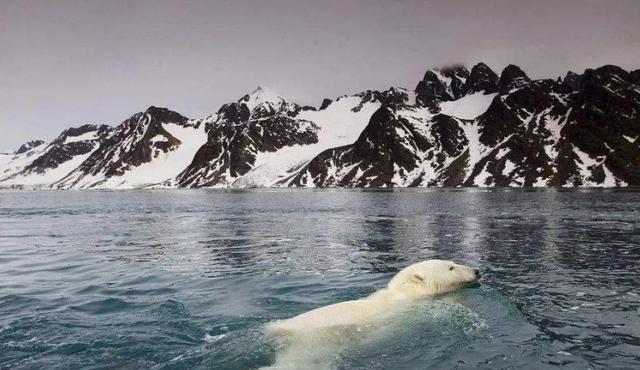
63,131 -> 99,144
439,92 -> 497,120
3,152 -> 93,186
234,95 -> 381,187
502,160 -> 515,176
87,123 -> 207,189
0,144 -> 48,181
149,135 -> 169,144
242,86 -> 286,112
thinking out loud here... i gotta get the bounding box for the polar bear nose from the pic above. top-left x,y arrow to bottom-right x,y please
473,269 -> 481,278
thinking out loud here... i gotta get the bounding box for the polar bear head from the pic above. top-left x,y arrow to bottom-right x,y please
386,259 -> 480,299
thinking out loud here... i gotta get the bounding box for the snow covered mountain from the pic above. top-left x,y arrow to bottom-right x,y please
172,86 -> 409,187
170,87 -> 320,188
55,107 -> 206,189
1,124 -> 110,187
287,64 -> 640,187
1,63 -> 638,189
0,140 -> 48,182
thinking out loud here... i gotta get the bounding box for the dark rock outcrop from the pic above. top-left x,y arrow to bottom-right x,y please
465,63 -> 499,93
23,124 -> 111,174
55,107 -> 190,188
16,140 -> 45,154
498,64 -> 531,93
415,65 -> 470,109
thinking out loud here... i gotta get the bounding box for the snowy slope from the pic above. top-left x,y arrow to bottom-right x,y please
56,107 -> 203,189
439,92 -> 497,120
174,87 -> 410,188
94,122 -> 207,188
232,93 -> 383,187
1,124 -> 111,188
2,152 -> 93,186
0,142 -> 48,182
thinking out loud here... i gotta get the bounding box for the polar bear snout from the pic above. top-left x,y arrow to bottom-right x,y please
473,268 -> 481,279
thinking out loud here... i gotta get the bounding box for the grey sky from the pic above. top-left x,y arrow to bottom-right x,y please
1,0 -> 639,149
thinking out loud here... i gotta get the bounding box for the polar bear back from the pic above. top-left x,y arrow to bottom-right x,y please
266,291 -> 402,334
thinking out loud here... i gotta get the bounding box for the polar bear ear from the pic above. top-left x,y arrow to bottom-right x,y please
411,273 -> 425,283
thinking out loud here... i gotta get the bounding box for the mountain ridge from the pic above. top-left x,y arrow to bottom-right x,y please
2,62 -> 639,189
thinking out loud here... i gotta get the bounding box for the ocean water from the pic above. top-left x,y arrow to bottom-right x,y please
0,189 -> 639,369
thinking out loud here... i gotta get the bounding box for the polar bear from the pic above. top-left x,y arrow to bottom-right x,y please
262,260 -> 480,369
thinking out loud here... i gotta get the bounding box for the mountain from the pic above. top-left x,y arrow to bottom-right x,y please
1,124 -> 110,187
0,140 -> 48,183
0,62 -> 638,189
170,87 -> 319,188
286,64 -> 640,187
172,86 -> 405,187
15,140 -> 46,154
55,107 -> 206,189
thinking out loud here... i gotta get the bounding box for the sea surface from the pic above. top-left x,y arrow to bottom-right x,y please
0,189 -> 639,369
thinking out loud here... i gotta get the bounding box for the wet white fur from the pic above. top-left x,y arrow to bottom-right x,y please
262,260 -> 479,369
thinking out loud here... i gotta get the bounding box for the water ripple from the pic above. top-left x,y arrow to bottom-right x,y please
0,189 -> 639,369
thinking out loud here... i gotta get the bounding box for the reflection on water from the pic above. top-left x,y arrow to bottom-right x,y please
0,189 -> 639,369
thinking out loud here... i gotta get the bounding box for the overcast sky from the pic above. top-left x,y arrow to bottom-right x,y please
1,0 -> 639,149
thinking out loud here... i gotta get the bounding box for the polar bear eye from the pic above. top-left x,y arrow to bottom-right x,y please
449,266 -> 455,271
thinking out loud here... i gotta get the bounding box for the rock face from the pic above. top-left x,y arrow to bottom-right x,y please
1,124 -> 111,186
174,92 -> 319,187
0,140 -> 48,182
15,140 -> 45,155
414,63 -> 499,110
465,63 -> 499,94
415,65 -> 470,109
1,63 -> 638,189
55,106 -> 205,189
288,64 -> 639,187
25,124 -> 110,174
497,64 -> 531,93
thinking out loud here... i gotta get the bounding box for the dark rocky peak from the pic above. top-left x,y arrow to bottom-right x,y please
238,86 -> 300,119
503,79 -> 561,115
382,87 -> 412,105
439,64 -> 470,77
54,124 -> 111,144
57,106 -> 189,183
143,106 -> 189,126
415,65 -> 470,109
498,64 -> 531,93
580,65 -> 631,91
465,62 -> 499,93
23,124 -> 114,175
16,140 -> 45,154
594,64 -> 628,77
439,64 -> 471,98
415,69 -> 452,105
216,102 -> 251,123
570,64 -> 639,123
319,98 -> 333,110
100,107 -> 187,151
353,87 -> 410,111
630,69 -> 640,85
353,103 -> 426,154
562,71 -> 583,91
